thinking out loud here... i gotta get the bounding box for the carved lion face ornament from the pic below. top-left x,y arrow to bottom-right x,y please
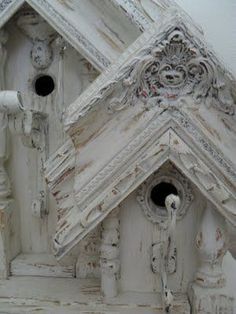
139,30 -> 212,102
109,27 -> 234,115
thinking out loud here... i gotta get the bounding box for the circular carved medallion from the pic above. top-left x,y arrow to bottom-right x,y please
137,164 -> 194,225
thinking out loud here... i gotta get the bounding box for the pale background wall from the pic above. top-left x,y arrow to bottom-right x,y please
175,0 -> 236,76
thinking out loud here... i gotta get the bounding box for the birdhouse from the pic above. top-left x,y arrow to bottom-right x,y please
0,1 -> 235,313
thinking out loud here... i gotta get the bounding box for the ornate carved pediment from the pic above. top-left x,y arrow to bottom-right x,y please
45,15 -> 236,260
65,18 -> 235,134
114,28 -> 235,115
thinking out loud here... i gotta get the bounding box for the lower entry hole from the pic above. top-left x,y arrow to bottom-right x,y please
34,75 -> 55,97
151,182 -> 178,207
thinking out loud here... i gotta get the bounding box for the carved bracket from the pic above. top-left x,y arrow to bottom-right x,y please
8,110 -> 47,150
0,90 -> 47,150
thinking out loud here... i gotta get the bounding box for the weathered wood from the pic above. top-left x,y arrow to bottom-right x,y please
195,203 -> 228,288
189,284 -> 234,314
0,1 -> 236,313
4,15 -> 99,257
76,226 -> 101,279
189,202 -> 234,313
46,11 -> 236,261
0,276 -> 190,313
0,0 -> 152,71
0,29 -> 12,279
25,0 -> 142,71
0,201 -> 12,279
11,253 -> 75,278
49,119 -> 236,260
101,208 -> 120,298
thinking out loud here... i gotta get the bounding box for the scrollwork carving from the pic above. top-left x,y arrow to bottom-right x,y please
108,28 -> 235,115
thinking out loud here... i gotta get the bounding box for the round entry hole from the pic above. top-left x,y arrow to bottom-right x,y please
34,75 -> 55,97
151,182 -> 178,207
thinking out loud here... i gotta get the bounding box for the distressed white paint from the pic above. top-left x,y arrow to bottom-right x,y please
101,208 -> 120,298
0,1 -> 235,313
11,253 -> 75,278
119,181 -> 201,294
5,11 -> 98,257
0,277 -> 190,313
48,14 -> 236,261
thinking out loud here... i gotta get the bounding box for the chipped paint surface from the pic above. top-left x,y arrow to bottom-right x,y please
0,1 -> 235,313
0,276 -> 191,313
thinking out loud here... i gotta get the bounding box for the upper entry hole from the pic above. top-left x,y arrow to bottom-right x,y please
150,182 -> 178,208
34,75 -> 55,97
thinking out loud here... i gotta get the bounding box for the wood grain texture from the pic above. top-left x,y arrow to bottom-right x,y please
11,253 -> 75,278
0,276 -> 190,313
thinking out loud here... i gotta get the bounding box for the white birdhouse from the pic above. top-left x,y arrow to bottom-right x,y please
0,1 -> 235,313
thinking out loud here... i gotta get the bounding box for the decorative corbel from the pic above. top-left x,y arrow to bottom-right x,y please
8,108 -> 47,150
0,91 -> 47,149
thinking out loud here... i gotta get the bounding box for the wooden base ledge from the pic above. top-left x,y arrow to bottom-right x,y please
0,277 -> 190,314
10,253 -> 75,278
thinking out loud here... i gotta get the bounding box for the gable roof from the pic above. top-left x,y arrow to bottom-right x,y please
0,0 -> 156,71
45,12 -> 236,260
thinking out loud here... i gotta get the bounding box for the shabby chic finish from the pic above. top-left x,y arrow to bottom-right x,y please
100,208 -> 120,298
0,27 -> 48,277
0,0 -> 148,71
44,9 -> 236,312
48,14 -> 236,260
0,1 -> 235,313
189,202 -> 234,313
